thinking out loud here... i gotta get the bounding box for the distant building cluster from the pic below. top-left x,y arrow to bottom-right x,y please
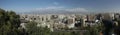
20,13 -> 120,31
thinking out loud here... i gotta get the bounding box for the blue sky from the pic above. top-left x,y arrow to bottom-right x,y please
0,0 -> 120,13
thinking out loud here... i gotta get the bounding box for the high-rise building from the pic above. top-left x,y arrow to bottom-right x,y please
86,14 -> 96,22
102,13 -> 113,20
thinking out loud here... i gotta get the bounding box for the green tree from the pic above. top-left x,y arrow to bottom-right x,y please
0,8 -> 22,35
25,21 -> 51,35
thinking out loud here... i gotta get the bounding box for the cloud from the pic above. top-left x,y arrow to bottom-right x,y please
108,9 -> 120,13
65,8 -> 88,12
25,6 -> 89,14
35,6 -> 64,11
53,2 -> 59,5
35,6 -> 87,12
